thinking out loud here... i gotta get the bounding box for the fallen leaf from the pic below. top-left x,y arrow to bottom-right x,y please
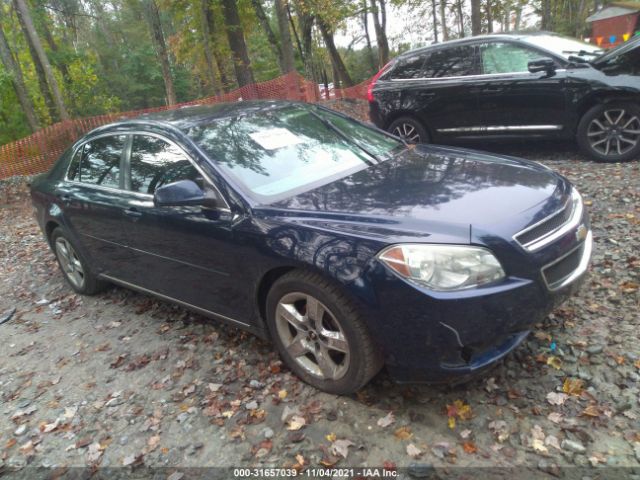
546,392 -> 568,405
406,443 -> 422,458
547,412 -> 563,424
325,433 -> 337,442
545,435 -> 561,450
563,378 -> 584,396
546,356 -> 563,370
146,435 -> 160,452
462,441 -> 477,454
488,420 -> 510,443
581,405 -> 601,417
122,452 -> 143,466
286,415 -> 306,431
448,417 -> 456,430
394,426 -> 413,440
377,411 -> 395,428
330,439 -> 354,459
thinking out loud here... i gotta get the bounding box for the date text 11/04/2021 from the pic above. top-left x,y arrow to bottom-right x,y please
233,467 -> 399,477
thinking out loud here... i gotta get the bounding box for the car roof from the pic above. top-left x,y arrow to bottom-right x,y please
84,100 -> 303,138
396,31 -> 561,58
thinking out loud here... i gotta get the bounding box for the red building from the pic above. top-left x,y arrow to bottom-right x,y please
586,1 -> 640,48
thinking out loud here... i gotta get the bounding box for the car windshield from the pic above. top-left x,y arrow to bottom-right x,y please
521,34 -> 603,61
185,104 -> 403,202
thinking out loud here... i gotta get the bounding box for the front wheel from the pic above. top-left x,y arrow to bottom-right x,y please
577,103 -> 640,162
266,270 -> 382,395
388,116 -> 429,144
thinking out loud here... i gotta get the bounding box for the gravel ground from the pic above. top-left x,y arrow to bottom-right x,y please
0,115 -> 639,478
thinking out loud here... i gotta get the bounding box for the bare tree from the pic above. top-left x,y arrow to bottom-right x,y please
142,0 -> 176,105
486,0 -> 493,33
0,25 -> 39,131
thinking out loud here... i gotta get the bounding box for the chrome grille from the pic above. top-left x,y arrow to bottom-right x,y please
514,189 -> 582,252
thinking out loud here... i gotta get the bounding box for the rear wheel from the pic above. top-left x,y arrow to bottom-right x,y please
577,103 -> 640,162
266,270 -> 382,395
388,116 -> 429,144
51,227 -> 107,295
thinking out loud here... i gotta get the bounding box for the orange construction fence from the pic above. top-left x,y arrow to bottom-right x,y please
0,72 -> 372,180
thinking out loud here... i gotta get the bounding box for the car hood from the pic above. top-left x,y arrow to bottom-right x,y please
259,145 -> 570,244
591,36 -> 640,74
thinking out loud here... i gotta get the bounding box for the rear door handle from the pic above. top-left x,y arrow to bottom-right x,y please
483,86 -> 504,93
57,193 -> 72,203
123,207 -> 143,218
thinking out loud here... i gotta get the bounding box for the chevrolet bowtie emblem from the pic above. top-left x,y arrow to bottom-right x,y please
576,224 -> 588,242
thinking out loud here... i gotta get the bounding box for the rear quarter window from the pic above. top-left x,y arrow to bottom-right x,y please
390,53 -> 428,79
423,45 -> 478,78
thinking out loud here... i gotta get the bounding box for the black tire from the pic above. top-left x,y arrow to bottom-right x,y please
577,102 -> 640,162
266,270 -> 383,395
50,227 -> 107,295
387,116 -> 430,144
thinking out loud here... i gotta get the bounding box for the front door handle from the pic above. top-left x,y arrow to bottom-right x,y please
57,193 -> 72,203
123,207 -> 143,218
483,86 -> 504,93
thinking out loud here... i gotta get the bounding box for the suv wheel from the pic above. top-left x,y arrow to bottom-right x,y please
266,270 -> 382,395
577,103 -> 640,162
388,117 -> 429,144
51,227 -> 107,295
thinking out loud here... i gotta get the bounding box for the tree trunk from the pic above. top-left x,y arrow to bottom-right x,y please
541,0 -> 551,30
297,8 -> 315,81
220,0 -> 255,91
275,0 -> 295,73
0,25 -> 39,131
202,3 -> 231,91
142,0 -> 177,105
200,0 -> 222,94
486,0 -> 493,33
456,0 -> 465,37
317,18 -> 353,87
362,0 -> 376,71
287,3 -> 304,61
514,1 -> 523,30
471,0 -> 481,35
13,0 -> 59,121
439,0 -> 449,41
503,0 -> 511,32
251,0 -> 283,71
369,0 -> 389,66
431,0 -> 439,42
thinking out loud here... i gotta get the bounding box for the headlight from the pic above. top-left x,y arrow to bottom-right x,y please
377,244 -> 505,291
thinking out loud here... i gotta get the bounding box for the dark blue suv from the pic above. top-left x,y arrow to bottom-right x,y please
30,101 -> 592,394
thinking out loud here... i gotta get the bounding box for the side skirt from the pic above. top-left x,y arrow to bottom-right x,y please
99,274 -> 269,340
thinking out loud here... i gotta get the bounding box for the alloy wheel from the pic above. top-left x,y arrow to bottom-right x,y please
392,122 -> 422,143
587,109 -> 640,157
275,292 -> 350,380
55,237 -> 85,289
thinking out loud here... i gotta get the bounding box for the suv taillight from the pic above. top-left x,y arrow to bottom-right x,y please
367,61 -> 394,103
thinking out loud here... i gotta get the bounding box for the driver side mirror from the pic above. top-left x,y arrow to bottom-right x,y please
528,58 -> 556,74
154,179 -> 217,208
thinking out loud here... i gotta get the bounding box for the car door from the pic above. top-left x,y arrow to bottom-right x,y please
474,40 -> 569,134
57,134 -> 135,278
386,44 -> 482,137
116,133 -> 247,321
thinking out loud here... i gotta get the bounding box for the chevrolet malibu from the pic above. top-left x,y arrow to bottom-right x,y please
30,101 -> 592,394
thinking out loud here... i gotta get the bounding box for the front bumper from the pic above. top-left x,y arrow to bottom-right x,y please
364,231 -> 592,384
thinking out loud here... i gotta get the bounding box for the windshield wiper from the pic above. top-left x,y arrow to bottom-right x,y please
309,110 -> 380,165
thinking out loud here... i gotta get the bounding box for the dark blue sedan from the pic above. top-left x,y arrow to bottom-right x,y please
30,101 -> 592,394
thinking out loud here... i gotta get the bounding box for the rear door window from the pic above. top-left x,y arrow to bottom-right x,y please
423,45 -> 478,78
391,53 -> 428,79
78,135 -> 126,187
